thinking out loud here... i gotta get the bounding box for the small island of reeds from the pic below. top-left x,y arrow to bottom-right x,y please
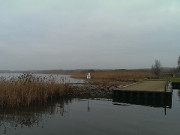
0,73 -> 70,108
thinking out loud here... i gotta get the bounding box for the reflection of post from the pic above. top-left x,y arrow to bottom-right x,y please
164,106 -> 167,115
87,99 -> 90,112
178,90 -> 180,99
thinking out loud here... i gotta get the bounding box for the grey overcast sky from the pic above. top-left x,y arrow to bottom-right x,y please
0,0 -> 180,70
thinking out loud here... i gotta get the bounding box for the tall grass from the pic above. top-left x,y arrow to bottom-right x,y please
71,70 -> 154,81
0,73 -> 69,108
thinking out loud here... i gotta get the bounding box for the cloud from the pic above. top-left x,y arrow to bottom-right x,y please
0,0 -> 180,70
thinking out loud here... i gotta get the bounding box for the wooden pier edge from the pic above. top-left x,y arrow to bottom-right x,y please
112,81 -> 173,108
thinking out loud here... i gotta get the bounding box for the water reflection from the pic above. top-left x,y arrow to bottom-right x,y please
87,99 -> 91,112
0,99 -> 71,134
178,90 -> 180,100
0,96 -> 180,135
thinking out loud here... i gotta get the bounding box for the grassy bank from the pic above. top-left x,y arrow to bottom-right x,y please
0,74 -> 70,108
144,77 -> 180,83
170,77 -> 180,83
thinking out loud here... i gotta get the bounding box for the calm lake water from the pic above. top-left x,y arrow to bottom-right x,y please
0,90 -> 180,135
0,73 -> 84,83
0,73 -> 180,135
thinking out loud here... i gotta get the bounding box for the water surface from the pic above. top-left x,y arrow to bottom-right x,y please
0,73 -> 84,83
0,90 -> 180,135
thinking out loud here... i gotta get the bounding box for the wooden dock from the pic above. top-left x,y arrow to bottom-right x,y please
113,93 -> 172,108
118,81 -> 171,92
113,81 -> 172,108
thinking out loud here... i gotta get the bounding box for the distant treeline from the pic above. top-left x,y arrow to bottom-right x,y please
0,70 -> 11,73
0,67 -> 176,74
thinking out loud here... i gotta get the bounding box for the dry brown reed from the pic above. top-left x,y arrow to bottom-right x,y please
0,73 -> 70,108
71,70 -> 154,80
71,70 -> 155,86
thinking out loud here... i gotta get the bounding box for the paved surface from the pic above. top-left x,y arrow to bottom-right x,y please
119,81 -> 167,92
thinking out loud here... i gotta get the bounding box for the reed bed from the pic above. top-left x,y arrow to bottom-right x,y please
0,73 -> 70,108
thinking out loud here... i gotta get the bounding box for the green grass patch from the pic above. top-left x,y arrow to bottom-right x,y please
144,78 -> 167,81
170,77 -> 180,82
145,77 -> 180,83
